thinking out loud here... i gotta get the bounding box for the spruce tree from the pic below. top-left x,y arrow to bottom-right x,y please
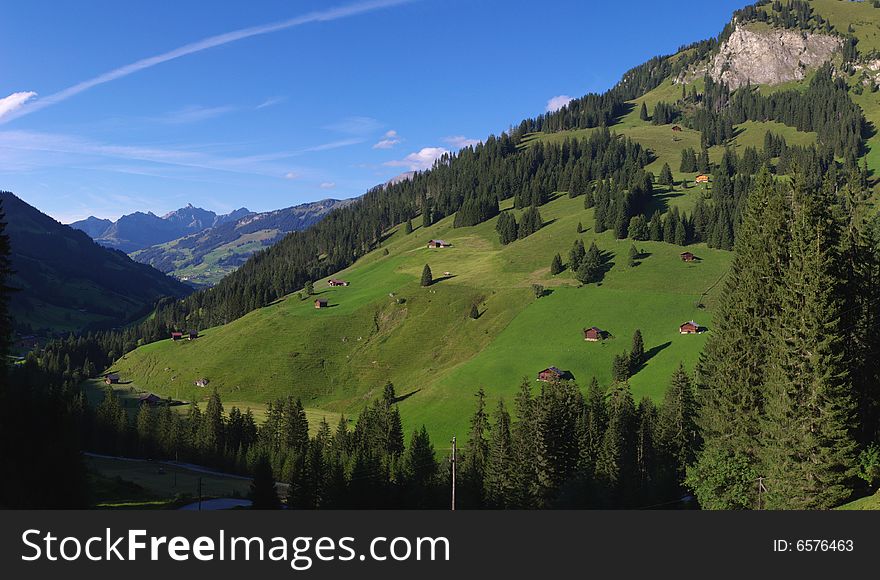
688,168 -> 789,509
250,456 -> 280,509
658,364 -> 698,488
659,162 -> 674,187
639,102 -> 649,121
760,177 -> 857,509
596,383 -> 636,506
421,264 -> 433,287
629,329 -> 644,372
484,399 -> 516,508
470,304 -> 480,319
461,388 -> 490,507
550,253 -> 563,275
404,219 -> 413,234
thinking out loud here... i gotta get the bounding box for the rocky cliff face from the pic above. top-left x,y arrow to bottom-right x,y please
706,24 -> 841,89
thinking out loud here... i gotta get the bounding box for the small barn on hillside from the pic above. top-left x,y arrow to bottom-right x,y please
427,239 -> 452,248
104,373 -> 120,385
171,332 -> 183,341
695,174 -> 710,184
138,393 -> 163,407
583,327 -> 606,342
537,366 -> 565,382
672,125 -> 682,132
188,330 -> 199,340
328,279 -> 350,287
315,298 -> 329,309
680,251 -> 696,262
679,321 -> 704,334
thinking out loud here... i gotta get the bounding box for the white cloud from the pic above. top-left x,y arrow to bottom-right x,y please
373,129 -> 401,149
256,96 -> 286,109
0,129 -> 314,179
0,0 -> 414,125
284,171 -> 302,180
320,182 -> 336,189
443,135 -> 480,149
0,92 -> 38,121
160,104 -> 236,124
384,147 -> 448,171
546,95 -> 573,113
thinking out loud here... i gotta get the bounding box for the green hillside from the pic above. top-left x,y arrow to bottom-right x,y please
113,192 -> 730,438
107,0 -> 879,444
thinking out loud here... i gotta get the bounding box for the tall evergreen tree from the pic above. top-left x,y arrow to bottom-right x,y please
689,168 -> 789,510
760,177 -> 857,509
250,456 -> 280,509
461,388 -> 490,507
421,264 -> 433,287
484,399 -> 516,508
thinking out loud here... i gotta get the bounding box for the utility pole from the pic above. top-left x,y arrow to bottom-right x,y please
757,476 -> 767,510
450,436 -> 456,511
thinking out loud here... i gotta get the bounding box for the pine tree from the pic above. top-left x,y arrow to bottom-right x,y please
568,239 -> 585,272
550,253 -> 563,275
688,168 -> 789,509
404,219 -> 413,234
461,388 -> 490,507
511,379 -> 537,508
659,163 -> 674,187
760,178 -> 857,509
628,244 -> 638,268
596,383 -> 636,506
484,399 -> 516,508
250,456 -> 280,509
576,242 -> 602,284
658,364 -> 698,489
629,329 -> 644,372
470,304 -> 480,319
639,102 -> 649,121
577,221 -> 584,234
612,353 -> 630,383
401,426 -> 438,508
421,264 -> 433,287
304,280 -> 314,296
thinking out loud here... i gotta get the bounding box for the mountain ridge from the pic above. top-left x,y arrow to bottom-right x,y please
2,191 -> 192,335
71,204 -> 255,253
131,198 -> 353,285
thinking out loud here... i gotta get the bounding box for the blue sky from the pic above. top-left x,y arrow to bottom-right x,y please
0,0 -> 747,223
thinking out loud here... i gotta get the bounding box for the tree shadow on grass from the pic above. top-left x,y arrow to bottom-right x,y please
392,389 -> 421,404
631,341 -> 672,374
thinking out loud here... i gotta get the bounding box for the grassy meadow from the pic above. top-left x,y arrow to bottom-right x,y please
111,190 -> 732,440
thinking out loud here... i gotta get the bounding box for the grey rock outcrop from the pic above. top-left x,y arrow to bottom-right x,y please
707,24 -> 841,89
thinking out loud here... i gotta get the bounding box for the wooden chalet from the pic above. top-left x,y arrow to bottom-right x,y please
188,330 -> 199,340
171,332 -> 183,341
104,373 -> 120,385
315,298 -> 329,309
679,321 -> 703,334
427,239 -> 452,248
671,125 -> 683,132
583,327 -> 606,342
695,174 -> 710,184
328,279 -> 350,287
537,366 -> 565,382
138,393 -> 163,407
680,251 -> 696,262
